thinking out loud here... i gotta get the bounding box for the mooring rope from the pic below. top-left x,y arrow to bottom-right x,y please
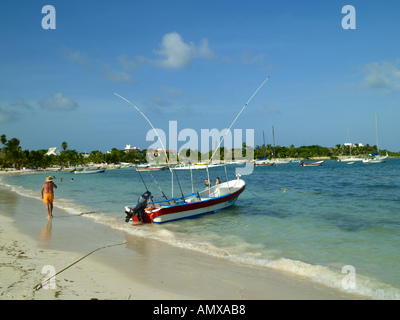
33,240 -> 139,291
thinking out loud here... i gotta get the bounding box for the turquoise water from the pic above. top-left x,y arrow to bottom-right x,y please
1,159 -> 399,299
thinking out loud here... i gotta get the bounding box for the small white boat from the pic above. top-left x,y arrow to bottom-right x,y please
254,160 -> 275,166
339,157 -> 364,162
300,160 -> 324,166
274,159 -> 291,165
136,165 -> 167,171
363,154 -> 388,164
173,162 -> 224,170
74,168 -> 106,174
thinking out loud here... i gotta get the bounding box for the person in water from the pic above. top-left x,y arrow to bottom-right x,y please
41,176 -> 57,219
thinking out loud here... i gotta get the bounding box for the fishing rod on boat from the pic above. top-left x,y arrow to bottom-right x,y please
171,168 -> 186,202
207,76 -> 270,167
113,92 -> 170,167
136,168 -> 156,206
147,170 -> 171,205
113,92 -> 174,202
136,168 -> 149,192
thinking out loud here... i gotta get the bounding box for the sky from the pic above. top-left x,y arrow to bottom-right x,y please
1,0 -> 399,154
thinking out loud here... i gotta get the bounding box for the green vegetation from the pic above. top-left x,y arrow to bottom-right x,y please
0,133 -> 398,170
0,134 -> 147,170
253,143 -> 399,160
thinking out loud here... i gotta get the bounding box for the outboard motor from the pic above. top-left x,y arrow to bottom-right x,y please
125,191 -> 152,222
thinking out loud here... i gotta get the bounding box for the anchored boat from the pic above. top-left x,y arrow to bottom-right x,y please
300,160 -> 324,166
125,175 -> 245,223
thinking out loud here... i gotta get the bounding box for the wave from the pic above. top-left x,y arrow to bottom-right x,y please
113,221 -> 400,300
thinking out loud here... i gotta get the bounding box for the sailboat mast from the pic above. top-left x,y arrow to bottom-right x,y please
347,128 -> 352,157
262,131 -> 267,159
272,125 -> 275,160
375,113 -> 380,154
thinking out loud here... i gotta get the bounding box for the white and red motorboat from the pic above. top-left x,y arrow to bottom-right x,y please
300,160 -> 324,166
125,175 -> 245,224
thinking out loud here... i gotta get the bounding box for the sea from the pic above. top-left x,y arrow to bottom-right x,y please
1,159 -> 399,300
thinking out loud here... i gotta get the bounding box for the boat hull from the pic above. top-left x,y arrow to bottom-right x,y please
74,168 -> 106,174
339,157 -> 363,162
254,161 -> 274,166
125,179 -> 245,224
300,161 -> 324,166
136,166 -> 166,171
363,158 -> 386,164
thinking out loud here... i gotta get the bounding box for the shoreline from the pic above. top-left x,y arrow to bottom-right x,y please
0,184 -> 369,300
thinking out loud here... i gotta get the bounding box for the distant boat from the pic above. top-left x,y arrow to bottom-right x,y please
173,162 -> 224,170
363,153 -> 387,164
339,129 -> 363,163
136,165 -> 167,171
363,113 -> 388,164
300,160 -> 324,166
74,168 -> 106,174
254,160 -> 275,166
255,130 -> 275,166
274,159 -> 291,165
340,157 -> 363,163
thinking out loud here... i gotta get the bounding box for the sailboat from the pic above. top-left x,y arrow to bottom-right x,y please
363,113 -> 388,164
339,128 -> 363,163
255,131 -> 275,166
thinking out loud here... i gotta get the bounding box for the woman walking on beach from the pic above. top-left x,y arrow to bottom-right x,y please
41,176 -> 57,219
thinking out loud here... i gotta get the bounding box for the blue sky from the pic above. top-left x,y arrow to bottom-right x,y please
1,0 -> 399,153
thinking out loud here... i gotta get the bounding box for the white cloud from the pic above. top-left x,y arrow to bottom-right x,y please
38,93 -> 78,111
101,67 -> 134,83
360,59 -> 400,94
10,98 -> 34,110
0,108 -> 21,123
60,47 -> 91,69
142,32 -> 216,69
61,47 -> 135,84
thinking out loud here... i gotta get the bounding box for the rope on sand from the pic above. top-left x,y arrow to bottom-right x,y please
33,240 -> 138,291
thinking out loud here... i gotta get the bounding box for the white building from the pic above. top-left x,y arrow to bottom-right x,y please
124,144 -> 140,154
45,147 -> 61,156
344,143 -> 364,147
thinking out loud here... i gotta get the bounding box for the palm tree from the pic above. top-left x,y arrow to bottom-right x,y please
61,141 -> 68,152
1,134 -> 6,149
3,138 -> 25,169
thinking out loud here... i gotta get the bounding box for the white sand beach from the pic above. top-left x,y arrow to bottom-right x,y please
0,179 -> 367,300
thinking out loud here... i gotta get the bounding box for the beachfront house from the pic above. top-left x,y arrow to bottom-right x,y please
45,147 -> 61,156
124,145 -> 140,155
